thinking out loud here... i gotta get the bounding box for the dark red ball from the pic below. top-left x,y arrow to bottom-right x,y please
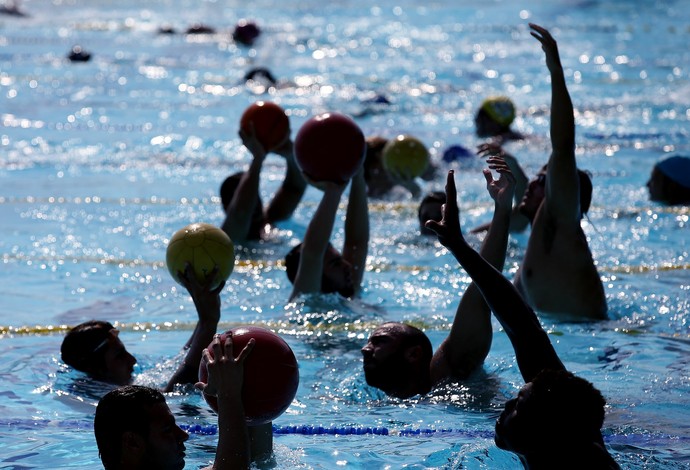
198,326 -> 299,425
233,20 -> 261,46
294,112 -> 366,183
240,101 -> 290,152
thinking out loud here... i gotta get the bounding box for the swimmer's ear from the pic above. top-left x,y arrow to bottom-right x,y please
404,344 -> 424,364
122,431 -> 146,460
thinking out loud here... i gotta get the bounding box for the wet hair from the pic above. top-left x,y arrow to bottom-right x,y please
578,169 -> 593,217
527,369 -> 606,445
284,242 -> 347,296
219,172 -> 264,239
538,165 -> 593,218
650,163 -> 690,205
94,385 -> 166,470
61,320 -> 114,374
418,191 -> 446,235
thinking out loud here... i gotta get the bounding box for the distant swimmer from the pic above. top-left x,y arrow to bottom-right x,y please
67,45 -> 91,62
233,19 -> 261,46
185,23 -> 216,34
647,155 -> 690,205
475,96 -> 524,141
0,1 -> 28,17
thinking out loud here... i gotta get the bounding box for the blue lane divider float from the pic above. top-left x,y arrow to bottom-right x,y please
2,419 -> 687,445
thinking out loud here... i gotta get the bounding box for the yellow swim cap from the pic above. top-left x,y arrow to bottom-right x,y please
480,96 -> 516,127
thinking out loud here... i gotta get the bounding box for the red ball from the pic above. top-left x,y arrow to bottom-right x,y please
240,101 -> 290,152
294,112 -> 366,183
198,326 -> 299,425
233,19 -> 261,46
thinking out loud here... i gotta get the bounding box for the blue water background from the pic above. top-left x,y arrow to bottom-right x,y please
1,0 -> 689,468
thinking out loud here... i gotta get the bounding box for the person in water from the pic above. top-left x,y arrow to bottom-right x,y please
285,165 -> 369,301
646,155 -> 690,205
220,124 -> 306,245
361,156 -> 515,398
61,265 -> 223,392
94,334 -> 270,469
511,23 -> 607,320
474,96 -> 524,141
425,165 -> 619,469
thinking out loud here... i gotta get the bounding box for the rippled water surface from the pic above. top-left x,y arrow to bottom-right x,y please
1,0 -> 689,468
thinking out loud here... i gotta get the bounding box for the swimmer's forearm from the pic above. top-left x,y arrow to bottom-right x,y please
444,238 -> 565,381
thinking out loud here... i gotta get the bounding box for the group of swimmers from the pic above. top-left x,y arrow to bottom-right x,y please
57,22 -> 690,469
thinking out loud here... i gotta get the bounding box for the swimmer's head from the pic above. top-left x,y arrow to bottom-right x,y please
61,320 -> 136,385
418,191 -> 446,236
519,166 -> 592,220
362,136 -> 394,197
494,369 -> 606,455
220,172 -> 265,239
95,385 -> 188,470
360,322 -> 433,398
647,155 -> 690,205
285,243 -> 356,298
475,97 -> 516,137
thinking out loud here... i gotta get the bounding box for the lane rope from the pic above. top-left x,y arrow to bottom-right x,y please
0,418 -> 684,445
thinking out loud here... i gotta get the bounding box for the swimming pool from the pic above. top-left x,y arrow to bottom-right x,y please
1,0 -> 689,468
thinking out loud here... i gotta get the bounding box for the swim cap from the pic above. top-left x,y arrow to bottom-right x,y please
655,156 -> 690,189
480,97 -> 516,127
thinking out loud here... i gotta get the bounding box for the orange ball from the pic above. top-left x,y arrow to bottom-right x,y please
294,112 -> 365,183
240,101 -> 290,151
166,223 -> 235,290
382,135 -> 429,179
198,326 -> 299,425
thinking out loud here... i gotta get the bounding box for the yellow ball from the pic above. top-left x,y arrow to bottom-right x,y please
166,223 -> 235,289
382,135 -> 429,179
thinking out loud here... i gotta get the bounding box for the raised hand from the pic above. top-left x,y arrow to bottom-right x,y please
196,334 -> 255,399
476,142 -> 506,159
483,156 -> 516,209
177,263 -> 224,324
424,170 -> 464,249
272,135 -> 294,159
529,23 -> 563,73
239,122 -> 268,161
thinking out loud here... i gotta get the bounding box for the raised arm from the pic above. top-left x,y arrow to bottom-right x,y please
426,171 -> 565,382
471,143 -> 529,234
164,264 -> 223,392
264,137 -> 307,224
197,335 -> 254,470
430,157 -> 515,381
530,23 -> 581,223
289,178 -> 348,300
341,167 -> 369,296
221,127 -> 267,244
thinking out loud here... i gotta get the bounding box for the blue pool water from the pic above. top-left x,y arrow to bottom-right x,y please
1,0 -> 689,468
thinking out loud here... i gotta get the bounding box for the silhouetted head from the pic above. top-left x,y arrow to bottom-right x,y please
495,369 -> 606,457
418,191 -> 446,236
61,320 -> 136,385
361,322 -> 433,398
219,172 -> 265,239
95,385 -> 188,470
285,242 -> 355,298
647,156 -> 690,205
519,165 -> 592,221
475,97 -> 516,138
362,136 -> 394,197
